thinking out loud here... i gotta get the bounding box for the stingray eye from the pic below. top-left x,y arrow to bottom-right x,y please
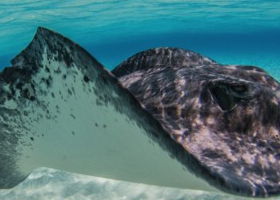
210,85 -> 236,111
230,84 -> 247,93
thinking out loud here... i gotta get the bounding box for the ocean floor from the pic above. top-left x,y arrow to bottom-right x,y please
0,167 -> 274,200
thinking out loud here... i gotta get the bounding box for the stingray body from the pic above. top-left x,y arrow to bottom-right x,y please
113,48 -> 280,197
0,27 -> 280,197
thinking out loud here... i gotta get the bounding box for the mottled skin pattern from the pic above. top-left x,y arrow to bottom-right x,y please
112,48 -> 280,197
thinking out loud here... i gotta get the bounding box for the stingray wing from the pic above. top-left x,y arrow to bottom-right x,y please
0,27 -> 215,192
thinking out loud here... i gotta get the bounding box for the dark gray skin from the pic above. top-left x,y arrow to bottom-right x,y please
112,48 -> 280,197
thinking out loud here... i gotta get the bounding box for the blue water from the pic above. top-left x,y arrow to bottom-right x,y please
0,1 -> 280,199
1,0 -> 280,77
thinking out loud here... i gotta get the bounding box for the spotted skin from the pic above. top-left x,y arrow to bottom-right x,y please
112,48 -> 280,197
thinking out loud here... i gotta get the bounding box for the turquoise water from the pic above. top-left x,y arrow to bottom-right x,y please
0,1 -> 280,199
1,0 -> 280,77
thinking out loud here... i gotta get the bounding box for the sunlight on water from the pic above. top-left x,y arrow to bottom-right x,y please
1,0 -> 280,58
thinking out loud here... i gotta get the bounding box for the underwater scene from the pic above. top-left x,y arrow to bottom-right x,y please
0,0 -> 280,199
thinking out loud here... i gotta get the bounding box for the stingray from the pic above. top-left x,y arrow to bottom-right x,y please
0,27 -> 280,198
